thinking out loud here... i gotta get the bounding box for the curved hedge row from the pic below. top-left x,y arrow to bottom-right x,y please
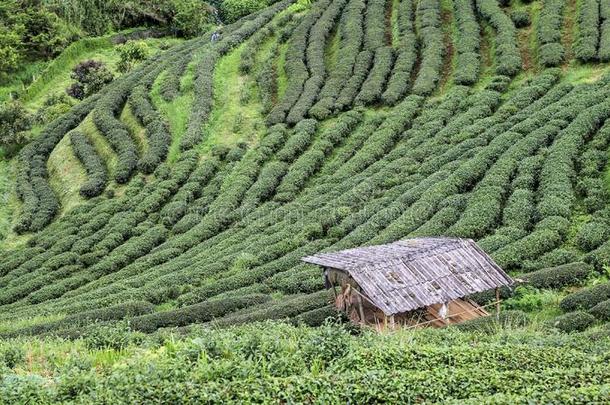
267,0 -> 333,125
310,0 -> 366,118
69,131 -> 108,198
453,0 -> 480,85
600,2 -> 610,61
413,0 -> 443,95
381,0 -> 416,104
522,262 -> 592,289
537,0 -> 566,66
129,80 -> 171,174
92,79 -> 140,184
14,95 -> 100,233
286,0 -> 347,124
575,0 -> 601,62
560,282 -> 610,312
475,0 -> 521,76
130,294 -> 271,332
354,46 -> 394,105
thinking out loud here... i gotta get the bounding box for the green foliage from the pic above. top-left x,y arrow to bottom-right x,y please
0,100 -> 31,154
552,311 -> 596,332
67,60 -> 114,100
537,0 -> 565,66
170,0 -> 215,38
504,286 -> 545,312
2,4 -> 610,394
0,25 -> 23,77
452,0 -> 480,85
412,0 -> 443,95
560,283 -> 610,312
0,346 -> 25,369
522,262 -> 592,289
510,9 -> 530,28
575,0 -> 601,62
34,93 -> 75,125
69,131 -> 108,198
116,41 -> 149,73
130,294 -> 271,332
221,0 -> 270,23
0,2 -> 81,78
475,0 -> 521,76
589,299 -> 610,321
1,322 -> 610,402
576,221 -> 610,252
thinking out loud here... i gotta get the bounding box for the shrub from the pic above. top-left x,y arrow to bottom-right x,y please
70,131 -> 108,198
34,93 -> 75,125
0,101 -> 31,154
511,10 -> 530,28
381,0 -> 416,103
412,0 -> 443,95
468,286 -> 514,305
355,46 -> 394,105
552,311 -> 596,332
116,41 -> 149,73
130,294 -> 271,333
292,306 -> 340,327
560,283 -> 610,312
574,0 -> 600,62
67,60 -> 113,100
585,240 -> 610,271
475,0 -> 521,76
522,248 -> 580,271
13,301 -> 154,337
522,262 -> 592,289
220,0 -> 269,23
589,299 -> 610,321
539,42 -> 565,67
600,17 -> 610,61
169,0 -> 215,38
452,0 -> 480,85
334,50 -> 374,110
576,221 -> 610,252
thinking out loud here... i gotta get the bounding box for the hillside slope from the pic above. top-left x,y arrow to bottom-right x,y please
1,0 -> 610,339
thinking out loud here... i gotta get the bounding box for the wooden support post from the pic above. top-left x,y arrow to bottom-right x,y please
390,315 -> 395,330
357,294 -> 366,324
383,315 -> 388,330
495,287 -> 501,318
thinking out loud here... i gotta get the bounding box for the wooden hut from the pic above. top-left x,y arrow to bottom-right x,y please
302,237 -> 514,330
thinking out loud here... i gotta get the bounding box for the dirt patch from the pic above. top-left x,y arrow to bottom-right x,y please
438,9 -> 454,91
385,0 -> 394,45
562,0 -> 578,65
518,26 -> 534,73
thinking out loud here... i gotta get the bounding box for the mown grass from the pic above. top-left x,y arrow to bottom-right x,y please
276,42 -> 290,100
120,104 -> 148,154
0,61 -> 47,103
200,43 -> 267,154
47,134 -> 87,215
150,64 -> 196,164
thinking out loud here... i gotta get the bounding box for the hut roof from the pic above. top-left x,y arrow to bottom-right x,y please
302,237 -> 513,315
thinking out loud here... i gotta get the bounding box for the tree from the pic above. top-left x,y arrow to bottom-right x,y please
220,0 -> 269,23
170,0 -> 215,38
0,101 -> 31,155
67,60 -> 114,100
116,41 -> 149,73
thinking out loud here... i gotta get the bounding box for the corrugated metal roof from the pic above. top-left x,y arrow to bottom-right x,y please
302,237 -> 513,315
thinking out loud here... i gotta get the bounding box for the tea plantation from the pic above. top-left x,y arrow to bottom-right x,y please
1,0 -> 610,401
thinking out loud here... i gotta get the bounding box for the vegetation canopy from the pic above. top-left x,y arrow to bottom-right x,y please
1,0 -> 610,401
